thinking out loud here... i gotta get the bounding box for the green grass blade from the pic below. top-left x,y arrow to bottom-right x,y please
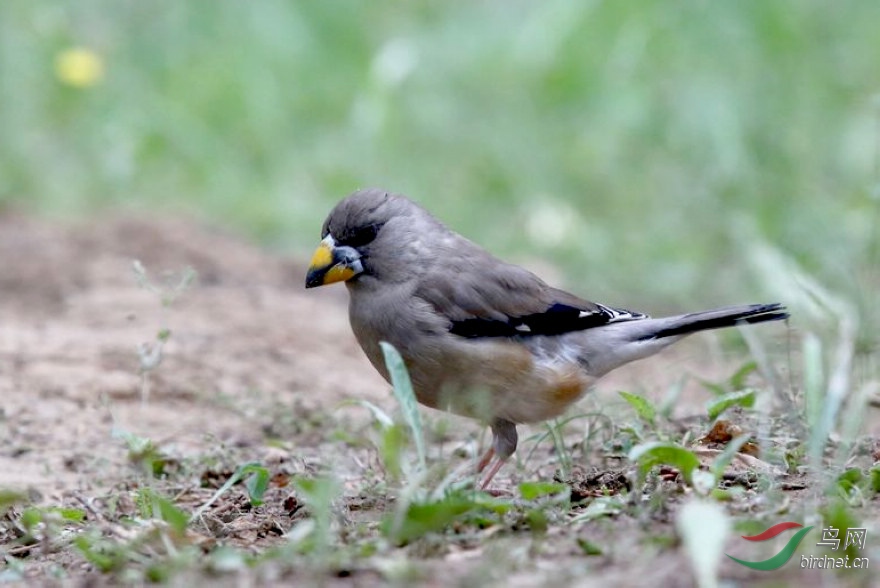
618,391 -> 656,425
706,390 -> 756,421
710,435 -> 753,480
629,442 -> 701,486
190,461 -> 269,522
292,476 -> 340,556
677,499 -> 730,588
380,341 -> 427,472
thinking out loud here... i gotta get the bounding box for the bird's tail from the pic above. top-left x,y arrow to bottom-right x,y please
577,303 -> 788,377
637,303 -> 789,340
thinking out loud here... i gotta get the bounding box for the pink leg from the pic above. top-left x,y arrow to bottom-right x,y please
477,420 -> 518,490
476,447 -> 495,473
480,455 -> 509,490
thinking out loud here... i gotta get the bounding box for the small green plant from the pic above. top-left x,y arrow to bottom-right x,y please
287,476 -> 341,559
341,398 -> 410,481
706,389 -> 756,421
73,531 -> 131,574
132,260 -> 197,307
0,489 -> 27,515
677,499 -> 730,588
112,429 -> 171,477
131,260 -> 196,404
524,411 -> 615,477
11,505 -> 87,553
618,391 -> 657,426
517,481 -> 568,501
628,441 -> 700,488
708,435 -> 753,483
544,419 -> 573,479
136,488 -> 189,535
833,466 -> 880,506
700,361 -> 758,397
381,488 -> 508,546
191,462 -> 270,522
613,391 -> 661,456
569,495 -> 626,523
380,342 -> 427,473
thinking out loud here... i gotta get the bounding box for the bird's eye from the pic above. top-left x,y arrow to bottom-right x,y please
340,222 -> 384,248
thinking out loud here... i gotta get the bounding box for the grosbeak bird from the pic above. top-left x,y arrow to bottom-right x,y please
306,189 -> 787,487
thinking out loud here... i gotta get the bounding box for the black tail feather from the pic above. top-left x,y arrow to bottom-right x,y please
645,303 -> 789,340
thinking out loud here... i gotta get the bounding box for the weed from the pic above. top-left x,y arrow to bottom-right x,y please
131,260 -> 196,404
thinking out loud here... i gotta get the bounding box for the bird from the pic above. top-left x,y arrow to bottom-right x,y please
305,188 -> 788,488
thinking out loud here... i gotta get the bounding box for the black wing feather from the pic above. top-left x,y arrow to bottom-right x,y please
449,302 -> 646,339
415,240 -> 647,340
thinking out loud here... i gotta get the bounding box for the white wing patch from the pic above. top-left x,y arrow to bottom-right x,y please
596,303 -> 648,323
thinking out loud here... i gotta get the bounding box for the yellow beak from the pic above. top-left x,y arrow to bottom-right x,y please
305,236 -> 363,288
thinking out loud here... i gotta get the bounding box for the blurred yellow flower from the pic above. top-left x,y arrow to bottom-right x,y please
54,47 -> 104,88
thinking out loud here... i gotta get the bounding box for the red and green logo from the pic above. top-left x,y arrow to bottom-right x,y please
727,522 -> 814,571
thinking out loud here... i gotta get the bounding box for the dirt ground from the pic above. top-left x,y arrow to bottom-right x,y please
0,211 -> 388,491
0,211 -> 876,586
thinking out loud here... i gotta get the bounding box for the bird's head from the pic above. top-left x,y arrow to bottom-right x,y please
305,189 -> 438,289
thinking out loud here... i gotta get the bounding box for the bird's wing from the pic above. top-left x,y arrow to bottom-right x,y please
414,249 -> 646,339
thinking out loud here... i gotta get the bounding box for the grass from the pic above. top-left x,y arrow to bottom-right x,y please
0,0 -> 878,585
1,1 -> 879,311
2,331 -> 878,584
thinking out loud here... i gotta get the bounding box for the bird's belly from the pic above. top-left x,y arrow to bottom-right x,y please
411,340 -> 595,425
348,298 -> 594,424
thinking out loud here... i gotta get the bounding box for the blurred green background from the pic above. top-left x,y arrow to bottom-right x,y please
1,0 -> 878,317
